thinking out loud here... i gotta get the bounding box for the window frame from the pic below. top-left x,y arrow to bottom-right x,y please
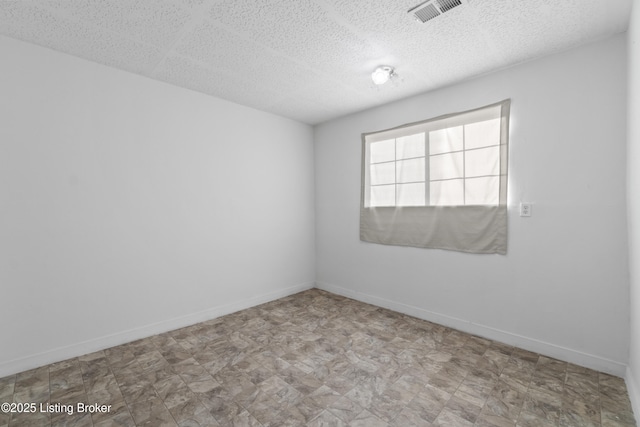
360,99 -> 511,254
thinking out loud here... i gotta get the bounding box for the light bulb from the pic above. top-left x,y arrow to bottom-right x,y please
371,66 -> 394,85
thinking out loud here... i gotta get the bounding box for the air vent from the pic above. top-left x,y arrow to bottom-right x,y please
409,0 -> 465,23
438,0 -> 462,12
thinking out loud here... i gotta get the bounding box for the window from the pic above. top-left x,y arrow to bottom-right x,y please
360,99 -> 510,254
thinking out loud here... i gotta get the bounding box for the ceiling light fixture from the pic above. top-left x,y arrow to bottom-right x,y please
371,66 -> 396,85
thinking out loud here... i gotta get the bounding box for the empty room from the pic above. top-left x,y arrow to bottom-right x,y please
1,0 -> 640,426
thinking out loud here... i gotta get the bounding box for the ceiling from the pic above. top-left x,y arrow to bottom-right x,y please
0,0 -> 632,125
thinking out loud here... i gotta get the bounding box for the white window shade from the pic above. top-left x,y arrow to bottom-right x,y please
360,99 -> 511,254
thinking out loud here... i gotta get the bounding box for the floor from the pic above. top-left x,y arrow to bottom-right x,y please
0,289 -> 636,427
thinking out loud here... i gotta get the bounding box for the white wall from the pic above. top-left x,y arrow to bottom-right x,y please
0,36 -> 315,377
315,35 -> 629,375
626,0 -> 640,413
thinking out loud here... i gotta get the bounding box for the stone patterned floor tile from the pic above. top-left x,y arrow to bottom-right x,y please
0,289 -> 635,426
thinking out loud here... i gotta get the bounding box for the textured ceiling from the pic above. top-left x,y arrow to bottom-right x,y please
0,0 -> 632,124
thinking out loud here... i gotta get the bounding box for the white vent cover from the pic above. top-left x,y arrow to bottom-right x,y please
409,0 -> 466,23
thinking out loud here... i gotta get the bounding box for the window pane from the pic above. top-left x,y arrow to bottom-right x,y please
370,162 -> 395,185
430,179 -> 464,206
465,176 -> 499,205
396,158 -> 425,183
370,139 -> 395,163
370,184 -> 395,207
397,183 -> 425,206
465,118 -> 500,149
430,152 -> 463,180
429,126 -> 463,155
396,133 -> 425,159
465,146 -> 500,177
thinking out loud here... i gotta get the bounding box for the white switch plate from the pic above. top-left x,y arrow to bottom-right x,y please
520,202 -> 532,217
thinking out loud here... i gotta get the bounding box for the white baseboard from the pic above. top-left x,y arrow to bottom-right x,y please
627,367 -> 640,418
3,281 -> 627,379
315,281 -> 627,377
0,282 -> 314,378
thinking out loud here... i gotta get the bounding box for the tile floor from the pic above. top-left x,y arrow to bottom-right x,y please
0,289 -> 636,427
